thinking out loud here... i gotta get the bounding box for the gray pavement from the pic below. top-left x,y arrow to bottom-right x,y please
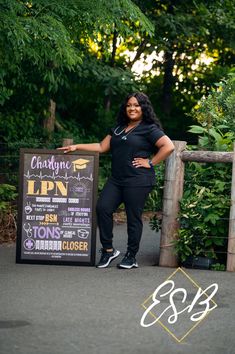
0,222 -> 235,354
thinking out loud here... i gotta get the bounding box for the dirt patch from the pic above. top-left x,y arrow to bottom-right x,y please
0,212 -> 17,244
113,210 -> 157,224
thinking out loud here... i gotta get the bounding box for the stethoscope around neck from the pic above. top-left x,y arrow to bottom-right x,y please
113,126 -> 126,136
113,121 -> 141,140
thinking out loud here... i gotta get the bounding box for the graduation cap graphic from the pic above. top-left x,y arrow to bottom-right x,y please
72,158 -> 90,171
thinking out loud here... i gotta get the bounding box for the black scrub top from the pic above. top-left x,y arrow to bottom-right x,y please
109,121 -> 165,186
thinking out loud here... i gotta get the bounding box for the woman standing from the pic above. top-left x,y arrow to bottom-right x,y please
59,92 -> 175,269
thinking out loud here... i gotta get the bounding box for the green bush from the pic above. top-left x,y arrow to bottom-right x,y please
174,74 -> 234,266
189,73 -> 235,150
145,162 -> 165,212
0,184 -> 17,211
0,184 -> 17,244
175,163 -> 230,262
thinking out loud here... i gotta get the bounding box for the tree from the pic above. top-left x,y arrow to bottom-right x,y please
0,0 -> 154,141
1,0 -> 235,144
132,0 -> 235,138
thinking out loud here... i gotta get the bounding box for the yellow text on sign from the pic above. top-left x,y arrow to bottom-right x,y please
27,180 -> 68,196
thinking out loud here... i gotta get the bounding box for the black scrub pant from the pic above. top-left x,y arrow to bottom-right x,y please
96,179 -> 153,256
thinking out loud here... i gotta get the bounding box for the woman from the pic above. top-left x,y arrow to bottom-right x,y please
59,92 -> 175,269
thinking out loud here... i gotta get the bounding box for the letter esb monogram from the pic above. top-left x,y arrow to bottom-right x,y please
140,268 -> 218,342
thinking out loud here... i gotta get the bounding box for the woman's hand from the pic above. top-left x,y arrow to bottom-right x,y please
132,158 -> 151,169
57,145 -> 77,153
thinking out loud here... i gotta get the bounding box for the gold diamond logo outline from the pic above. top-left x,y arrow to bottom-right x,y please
141,267 -> 217,343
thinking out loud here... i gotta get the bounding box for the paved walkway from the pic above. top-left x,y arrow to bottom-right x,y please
0,223 -> 235,354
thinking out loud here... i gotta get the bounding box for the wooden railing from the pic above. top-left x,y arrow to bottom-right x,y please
159,141 -> 235,272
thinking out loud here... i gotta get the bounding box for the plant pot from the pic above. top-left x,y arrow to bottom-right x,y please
181,255 -> 214,270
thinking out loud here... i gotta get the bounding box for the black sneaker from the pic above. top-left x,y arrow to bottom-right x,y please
117,252 -> 138,269
96,248 -> 120,268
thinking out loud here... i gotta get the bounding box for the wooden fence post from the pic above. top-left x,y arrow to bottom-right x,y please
227,143 -> 235,271
62,138 -> 74,147
159,140 -> 187,267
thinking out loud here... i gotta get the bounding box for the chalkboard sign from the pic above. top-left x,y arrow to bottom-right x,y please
16,149 -> 99,266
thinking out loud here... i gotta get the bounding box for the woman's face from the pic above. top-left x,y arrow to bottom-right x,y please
126,96 -> 143,123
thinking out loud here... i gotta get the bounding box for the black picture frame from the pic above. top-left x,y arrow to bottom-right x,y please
16,149 -> 99,266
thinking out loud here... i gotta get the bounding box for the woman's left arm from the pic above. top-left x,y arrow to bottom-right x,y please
132,136 -> 175,169
151,135 -> 175,165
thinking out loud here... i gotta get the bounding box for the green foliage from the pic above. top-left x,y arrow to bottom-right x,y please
175,157 -> 232,264
133,0 -> 235,140
188,125 -> 234,151
149,213 -> 161,233
150,76 -> 234,268
0,184 -> 17,244
98,154 -> 112,192
0,184 -> 17,211
1,0 -> 235,145
0,109 -> 41,142
93,0 -> 154,36
211,263 -> 226,271
175,169 -> 230,262
0,0 -> 154,145
1,0 -> 235,228
0,0 -> 82,103
189,74 -> 235,149
146,162 -> 165,212
174,75 -> 234,265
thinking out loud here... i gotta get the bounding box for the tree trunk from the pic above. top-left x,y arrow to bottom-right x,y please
127,38 -> 148,68
162,50 -> 175,117
162,1 -> 176,118
43,99 -> 56,135
110,29 -> 118,68
105,28 -> 118,112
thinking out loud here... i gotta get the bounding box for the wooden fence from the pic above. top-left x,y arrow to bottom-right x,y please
159,141 -> 235,272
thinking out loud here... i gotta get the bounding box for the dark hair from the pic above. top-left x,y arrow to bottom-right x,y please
117,92 -> 162,129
